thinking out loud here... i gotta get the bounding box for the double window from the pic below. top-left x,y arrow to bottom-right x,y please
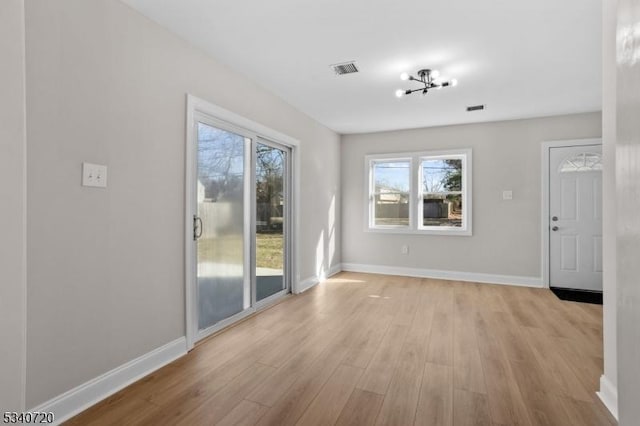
366,149 -> 472,235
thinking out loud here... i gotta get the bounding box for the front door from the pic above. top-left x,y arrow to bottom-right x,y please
549,144 -> 603,291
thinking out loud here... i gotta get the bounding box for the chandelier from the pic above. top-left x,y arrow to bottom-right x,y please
395,69 -> 458,97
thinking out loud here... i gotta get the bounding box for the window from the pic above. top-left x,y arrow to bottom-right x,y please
420,156 -> 464,229
559,152 -> 602,173
370,159 -> 411,228
366,149 -> 472,235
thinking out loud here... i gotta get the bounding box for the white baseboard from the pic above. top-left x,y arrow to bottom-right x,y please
296,263 -> 343,294
29,337 -> 187,425
328,263 -> 342,277
297,276 -> 320,294
340,263 -> 543,288
597,374 -> 618,420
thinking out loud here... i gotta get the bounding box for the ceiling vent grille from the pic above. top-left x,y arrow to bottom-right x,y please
466,104 -> 485,112
331,61 -> 359,75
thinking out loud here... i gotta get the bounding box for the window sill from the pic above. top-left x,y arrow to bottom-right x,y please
365,227 -> 472,236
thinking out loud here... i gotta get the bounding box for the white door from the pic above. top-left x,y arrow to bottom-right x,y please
549,144 -> 603,291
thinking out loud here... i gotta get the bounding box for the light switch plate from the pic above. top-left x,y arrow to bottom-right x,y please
502,190 -> 513,200
82,162 -> 108,188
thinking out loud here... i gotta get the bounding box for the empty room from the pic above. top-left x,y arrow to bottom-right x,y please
2,0 -> 640,425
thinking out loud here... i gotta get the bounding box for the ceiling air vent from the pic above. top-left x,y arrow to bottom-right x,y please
466,104 -> 485,112
331,61 -> 359,75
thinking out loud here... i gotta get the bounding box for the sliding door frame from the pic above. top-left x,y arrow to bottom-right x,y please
185,95 -> 300,350
252,138 -> 292,309
190,112 -> 253,344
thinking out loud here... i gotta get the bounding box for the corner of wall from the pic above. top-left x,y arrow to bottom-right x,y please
597,374 -> 618,421
0,0 -> 27,412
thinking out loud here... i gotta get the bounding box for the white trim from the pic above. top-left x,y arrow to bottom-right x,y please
29,337 -> 187,425
364,155 -> 413,232
597,374 -> 618,420
294,263 -> 343,294
185,94 -> 301,349
417,150 -> 472,235
187,95 -> 300,147
296,276 -> 320,294
292,143 -> 302,293
540,138 -> 602,288
185,96 -> 197,350
328,263 -> 342,277
341,263 -> 543,288
253,137 -> 294,302
364,148 -> 472,236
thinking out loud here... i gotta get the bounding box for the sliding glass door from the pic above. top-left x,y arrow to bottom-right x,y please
196,122 -> 250,331
191,114 -> 292,343
255,140 -> 289,302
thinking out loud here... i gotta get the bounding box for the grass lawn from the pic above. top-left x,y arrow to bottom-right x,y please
198,232 -> 283,270
255,233 -> 284,270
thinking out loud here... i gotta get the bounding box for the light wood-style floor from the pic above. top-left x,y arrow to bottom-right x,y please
68,273 -> 616,426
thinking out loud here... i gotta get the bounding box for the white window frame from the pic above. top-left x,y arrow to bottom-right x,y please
364,148 -> 472,236
367,156 -> 413,230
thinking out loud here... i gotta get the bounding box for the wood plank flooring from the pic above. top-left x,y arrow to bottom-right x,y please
67,273 -> 616,425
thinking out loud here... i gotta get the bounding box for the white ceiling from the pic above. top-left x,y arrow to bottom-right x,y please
122,0 -> 602,134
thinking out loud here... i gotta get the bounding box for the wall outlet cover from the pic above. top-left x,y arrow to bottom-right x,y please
82,162 -> 108,188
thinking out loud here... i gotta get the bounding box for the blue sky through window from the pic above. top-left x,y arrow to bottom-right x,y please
374,162 -> 410,192
423,159 -> 461,193
373,159 -> 461,193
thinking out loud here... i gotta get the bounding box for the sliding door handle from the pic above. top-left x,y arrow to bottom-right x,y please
193,215 -> 203,240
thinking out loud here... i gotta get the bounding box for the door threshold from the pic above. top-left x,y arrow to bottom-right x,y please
550,287 -> 603,305
194,292 -> 293,348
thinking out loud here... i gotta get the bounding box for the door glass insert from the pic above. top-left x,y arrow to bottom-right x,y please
196,122 -> 249,330
255,142 -> 287,301
559,152 -> 602,172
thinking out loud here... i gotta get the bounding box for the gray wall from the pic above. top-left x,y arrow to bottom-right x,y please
616,0 -> 640,423
24,0 -> 340,407
0,0 -> 26,412
341,113 -> 601,278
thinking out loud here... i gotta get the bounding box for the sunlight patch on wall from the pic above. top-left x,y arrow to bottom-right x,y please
316,229 -> 326,281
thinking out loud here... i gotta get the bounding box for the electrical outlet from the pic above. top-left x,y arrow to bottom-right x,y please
401,245 -> 409,255
502,190 -> 513,200
82,162 -> 108,188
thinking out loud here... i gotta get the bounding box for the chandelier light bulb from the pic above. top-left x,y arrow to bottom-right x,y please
431,70 -> 440,79
400,72 -> 410,81
395,89 -> 405,98
451,78 -> 458,87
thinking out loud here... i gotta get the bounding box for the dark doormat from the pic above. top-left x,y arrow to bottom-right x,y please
550,287 -> 603,305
